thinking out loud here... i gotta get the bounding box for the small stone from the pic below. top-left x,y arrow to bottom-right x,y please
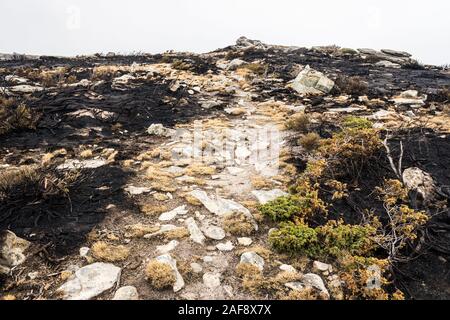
147,124 -> 174,137
156,240 -> 179,254
185,217 -> 206,244
237,237 -> 253,246
313,261 -> 332,273
153,193 -> 169,201
124,185 -> 152,195
0,231 -> 30,274
280,264 -> 297,273
79,247 -> 90,257
201,225 -> 226,240
203,272 -> 221,288
302,273 -> 330,299
216,241 -> 234,251
190,263 -> 203,273
112,286 -> 139,300
159,205 -> 188,221
240,252 -> 264,271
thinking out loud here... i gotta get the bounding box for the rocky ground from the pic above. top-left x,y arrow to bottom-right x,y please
1,37 -> 449,300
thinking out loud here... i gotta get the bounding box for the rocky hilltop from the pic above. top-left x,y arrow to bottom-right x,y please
0,37 -> 449,300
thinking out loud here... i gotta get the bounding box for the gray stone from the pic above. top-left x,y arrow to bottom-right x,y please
0,231 -> 30,274
57,262 -> 121,300
402,167 -> 436,202
159,205 -> 188,221
302,273 -> 329,298
381,49 -> 412,58
201,225 -> 226,240
185,217 -> 206,244
240,252 -> 264,271
291,66 -> 334,95
112,286 -> 139,300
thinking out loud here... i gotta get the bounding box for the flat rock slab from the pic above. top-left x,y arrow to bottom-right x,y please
251,189 -> 288,204
159,205 -> 188,221
57,262 -> 121,300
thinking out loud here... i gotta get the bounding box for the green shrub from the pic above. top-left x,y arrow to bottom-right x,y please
268,219 -> 375,258
342,116 -> 373,130
269,222 -> 319,255
317,220 -> 376,257
259,196 -> 302,222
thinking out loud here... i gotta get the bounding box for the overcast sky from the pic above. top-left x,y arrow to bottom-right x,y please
1,0 -> 449,65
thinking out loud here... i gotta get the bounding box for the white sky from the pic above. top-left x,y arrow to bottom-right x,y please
1,0 -> 449,65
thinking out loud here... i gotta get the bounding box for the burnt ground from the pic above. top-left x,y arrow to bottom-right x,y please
1,39 -> 449,300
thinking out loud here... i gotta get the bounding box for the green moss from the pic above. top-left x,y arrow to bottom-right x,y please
268,220 -> 375,258
342,116 -> 373,130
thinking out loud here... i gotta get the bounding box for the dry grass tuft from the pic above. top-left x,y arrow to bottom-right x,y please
298,133 -> 321,152
141,204 -> 169,216
163,227 -> 190,240
146,260 -> 176,290
91,241 -> 130,262
125,224 -> 160,238
185,163 -> 216,176
222,212 -> 255,236
285,114 -> 310,132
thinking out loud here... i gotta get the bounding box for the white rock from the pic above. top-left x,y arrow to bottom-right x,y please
251,189 -> 288,204
155,254 -> 184,292
240,252 -> 264,271
190,263 -> 203,273
185,217 -> 206,244
57,159 -> 106,170
203,272 -> 221,288
237,237 -> 253,246
57,262 -> 121,300
79,247 -> 90,257
280,264 -> 297,273
124,185 -> 152,195
112,286 -> 139,300
159,205 -> 188,221
313,261 -> 332,273
8,84 -> 43,93
201,225 -> 226,240
216,241 -> 234,251
391,90 -> 426,106
156,240 -> 179,254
